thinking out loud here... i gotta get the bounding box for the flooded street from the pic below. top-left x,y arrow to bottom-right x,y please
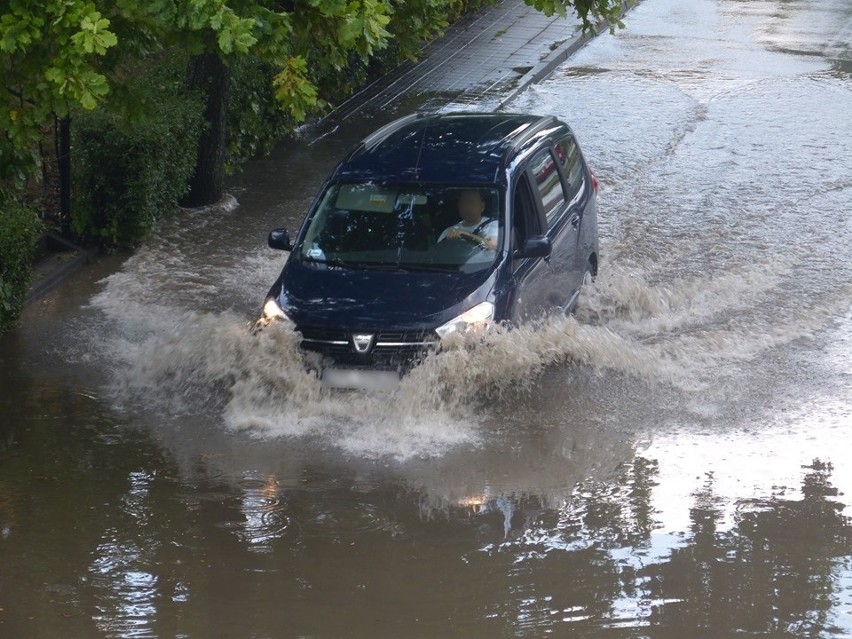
2,0 -> 852,636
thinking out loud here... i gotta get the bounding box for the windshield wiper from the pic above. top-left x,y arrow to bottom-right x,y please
352,261 -> 402,271
303,256 -> 360,269
303,256 -> 460,273
352,261 -> 463,273
393,263 -> 460,273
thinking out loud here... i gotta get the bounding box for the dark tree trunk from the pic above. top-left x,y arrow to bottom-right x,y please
182,51 -> 230,207
57,116 -> 72,226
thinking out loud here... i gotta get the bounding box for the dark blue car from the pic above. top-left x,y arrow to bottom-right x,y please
258,112 -> 599,389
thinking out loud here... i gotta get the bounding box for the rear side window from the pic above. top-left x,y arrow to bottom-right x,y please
530,148 -> 565,226
555,136 -> 585,201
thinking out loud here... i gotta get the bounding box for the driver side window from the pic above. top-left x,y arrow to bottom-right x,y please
512,175 -> 542,250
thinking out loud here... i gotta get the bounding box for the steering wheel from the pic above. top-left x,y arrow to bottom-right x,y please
455,230 -> 490,247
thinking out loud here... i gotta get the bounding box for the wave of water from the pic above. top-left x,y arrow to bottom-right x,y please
87,233 -> 850,461
89,301 -> 664,460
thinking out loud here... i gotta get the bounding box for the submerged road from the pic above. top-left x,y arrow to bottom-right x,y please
1,0 -> 851,636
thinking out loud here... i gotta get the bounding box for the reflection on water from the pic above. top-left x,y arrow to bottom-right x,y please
476,458 -> 852,636
1,380 -> 852,636
216,473 -> 288,552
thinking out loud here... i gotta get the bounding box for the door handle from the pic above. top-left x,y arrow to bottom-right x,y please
570,215 -> 580,228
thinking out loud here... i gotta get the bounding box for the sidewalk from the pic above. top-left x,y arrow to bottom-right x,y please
322,0 -> 597,124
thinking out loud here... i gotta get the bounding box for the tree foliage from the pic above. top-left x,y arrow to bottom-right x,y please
0,0 -> 118,181
526,0 -> 626,31
2,0 -> 625,210
1,1 -> 395,180
0,195 -> 41,331
2,0 -> 624,174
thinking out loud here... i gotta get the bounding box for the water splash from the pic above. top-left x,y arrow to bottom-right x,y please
87,228 -> 851,460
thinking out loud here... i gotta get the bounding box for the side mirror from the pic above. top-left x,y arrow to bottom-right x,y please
268,228 -> 291,251
513,235 -> 552,260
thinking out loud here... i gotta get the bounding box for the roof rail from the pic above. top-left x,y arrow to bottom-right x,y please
502,115 -> 559,159
359,113 -> 425,150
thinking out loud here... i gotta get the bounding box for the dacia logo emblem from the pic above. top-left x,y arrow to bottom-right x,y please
351,333 -> 375,354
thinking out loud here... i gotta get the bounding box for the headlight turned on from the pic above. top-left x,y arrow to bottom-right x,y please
253,297 -> 290,333
435,301 -> 494,340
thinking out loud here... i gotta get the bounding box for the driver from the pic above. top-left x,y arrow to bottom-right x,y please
438,189 -> 498,250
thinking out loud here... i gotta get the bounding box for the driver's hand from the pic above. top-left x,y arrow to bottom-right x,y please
482,236 -> 496,250
447,228 -> 461,240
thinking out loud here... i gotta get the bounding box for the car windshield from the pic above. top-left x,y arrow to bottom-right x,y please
298,183 -> 503,273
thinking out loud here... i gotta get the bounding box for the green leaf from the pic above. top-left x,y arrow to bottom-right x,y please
272,56 -> 319,122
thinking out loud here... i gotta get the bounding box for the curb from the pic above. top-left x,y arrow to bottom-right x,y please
498,2 -> 637,110
26,231 -> 93,305
497,29 -> 594,110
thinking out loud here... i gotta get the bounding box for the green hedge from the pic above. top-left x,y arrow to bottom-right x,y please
227,55 -> 292,175
71,54 -> 205,251
0,196 -> 41,332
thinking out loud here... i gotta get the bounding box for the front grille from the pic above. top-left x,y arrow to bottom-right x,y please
297,326 -> 439,370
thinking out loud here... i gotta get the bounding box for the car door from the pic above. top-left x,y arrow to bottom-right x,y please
551,134 -> 591,304
508,160 -> 553,321
526,143 -> 583,312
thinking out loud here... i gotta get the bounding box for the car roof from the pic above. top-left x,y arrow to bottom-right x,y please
332,112 -> 564,185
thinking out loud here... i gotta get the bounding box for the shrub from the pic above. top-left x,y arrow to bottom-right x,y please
227,55 -> 294,175
71,53 -> 205,251
0,195 -> 41,332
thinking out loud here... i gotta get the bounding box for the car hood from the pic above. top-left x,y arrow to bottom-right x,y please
275,260 -> 495,329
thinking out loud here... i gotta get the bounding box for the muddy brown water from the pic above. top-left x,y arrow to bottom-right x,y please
2,0 -> 852,636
